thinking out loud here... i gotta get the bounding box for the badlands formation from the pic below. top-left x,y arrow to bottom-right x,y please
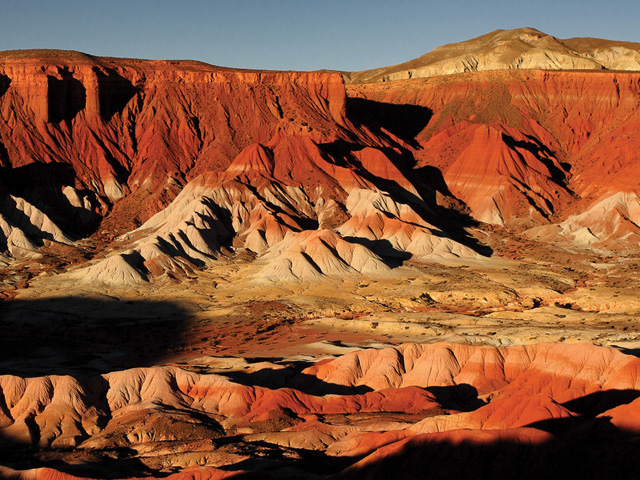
1,28 -> 640,479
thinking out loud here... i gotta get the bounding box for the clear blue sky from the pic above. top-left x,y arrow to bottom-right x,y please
1,0 -> 639,71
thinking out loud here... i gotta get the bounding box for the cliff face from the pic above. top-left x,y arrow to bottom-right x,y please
1,51 -> 488,279
0,52 -> 349,236
4,46 -> 640,480
2,50 -> 640,280
349,69 -> 640,243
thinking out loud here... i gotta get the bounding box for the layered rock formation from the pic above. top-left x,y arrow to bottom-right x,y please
2,34 -> 640,479
0,50 -> 349,239
0,181 -> 74,257
2,42 -> 640,281
349,69 -> 640,250
0,49 -> 483,283
2,343 -> 640,479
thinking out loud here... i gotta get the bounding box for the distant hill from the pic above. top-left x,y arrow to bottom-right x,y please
345,27 -> 640,83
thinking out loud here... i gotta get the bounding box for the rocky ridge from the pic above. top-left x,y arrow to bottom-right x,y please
3,41 -> 640,284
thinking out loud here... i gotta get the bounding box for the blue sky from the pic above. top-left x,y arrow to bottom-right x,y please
1,0 -> 639,71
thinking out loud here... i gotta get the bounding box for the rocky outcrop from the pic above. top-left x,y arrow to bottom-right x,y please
0,183 -> 74,257
3,45 -> 640,281
70,126 -> 480,284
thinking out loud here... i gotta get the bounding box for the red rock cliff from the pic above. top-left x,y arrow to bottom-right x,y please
0,51 -> 349,232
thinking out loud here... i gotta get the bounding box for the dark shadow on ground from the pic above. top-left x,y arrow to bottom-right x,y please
0,141 -> 8,166
332,388 -> 640,480
319,137 -> 493,258
0,446 -> 153,480
93,67 -> 139,122
562,389 -> 640,417
332,420 -> 640,480
1,354 -> 640,480
0,296 -> 191,377
426,384 -> 485,412
613,346 -> 640,358
411,165 -> 494,256
502,132 -> 572,192
343,237 -> 412,268
222,360 -> 374,396
0,73 -> 10,98
187,389 -> 640,479
325,96 -> 494,258
0,296 -> 195,477
243,180 -> 320,232
47,68 -> 86,124
216,442 -> 358,480
346,97 -> 433,148
0,162 -> 101,238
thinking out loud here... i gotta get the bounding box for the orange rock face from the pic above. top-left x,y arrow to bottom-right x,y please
350,70 -> 640,235
3,52 -> 640,270
0,51 -> 350,237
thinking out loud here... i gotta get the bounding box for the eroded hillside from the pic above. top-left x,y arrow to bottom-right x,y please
1,34 -> 640,479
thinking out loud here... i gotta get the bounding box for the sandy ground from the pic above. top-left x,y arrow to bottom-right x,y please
3,235 -> 639,378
